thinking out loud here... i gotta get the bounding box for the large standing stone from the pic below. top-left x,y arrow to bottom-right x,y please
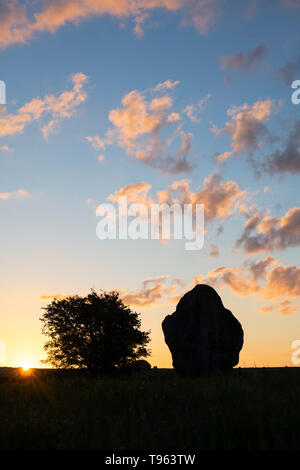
162,284 -> 244,375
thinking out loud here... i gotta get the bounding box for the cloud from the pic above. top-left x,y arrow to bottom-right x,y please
180,0 -> 222,35
109,90 -> 173,152
244,0 -> 258,20
263,265 -> 300,299
280,0 -> 300,9
219,45 -> 266,71
190,173 -> 247,221
96,82 -> 202,174
108,182 -> 153,204
0,73 -> 88,139
183,93 -> 211,123
260,300 -> 298,316
0,189 -> 29,200
120,276 -> 181,306
135,130 -> 196,174
0,0 -> 31,49
194,257 -> 300,308
195,266 -> 261,297
86,136 -> 105,150
102,173 -> 248,248
247,256 -> 279,279
122,284 -> 165,306
143,275 -> 169,288
41,278 -> 183,308
153,80 -> 180,92
263,120 -> 300,175
209,244 -> 219,257
0,0 -> 222,49
107,172 -> 248,224
212,99 -> 274,164
86,131 -> 114,153
236,207 -> 300,254
0,145 -> 14,153
276,56 -> 300,85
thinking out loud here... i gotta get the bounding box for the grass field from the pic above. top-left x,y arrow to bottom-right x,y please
0,367 -> 299,450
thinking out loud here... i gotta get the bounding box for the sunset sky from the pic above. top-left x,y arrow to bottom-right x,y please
0,0 -> 299,369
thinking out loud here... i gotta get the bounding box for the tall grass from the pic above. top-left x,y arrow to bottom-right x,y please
0,368 -> 299,449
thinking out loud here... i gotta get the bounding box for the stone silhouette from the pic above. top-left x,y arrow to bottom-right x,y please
162,284 -> 244,375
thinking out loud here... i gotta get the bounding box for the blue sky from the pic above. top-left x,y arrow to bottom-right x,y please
0,0 -> 299,368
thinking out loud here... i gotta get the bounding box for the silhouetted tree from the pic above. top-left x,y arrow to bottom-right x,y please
40,290 -> 150,370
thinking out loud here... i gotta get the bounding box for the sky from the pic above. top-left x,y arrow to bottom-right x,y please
0,0 -> 300,369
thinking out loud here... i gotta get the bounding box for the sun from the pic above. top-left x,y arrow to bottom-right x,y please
20,361 -> 33,373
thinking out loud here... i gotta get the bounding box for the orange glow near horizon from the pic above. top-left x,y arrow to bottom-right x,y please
20,360 -> 34,373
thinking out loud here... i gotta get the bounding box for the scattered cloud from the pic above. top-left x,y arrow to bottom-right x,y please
247,256 -> 279,280
276,55 -> 300,85
0,189 -> 29,200
153,79 -> 180,92
280,0 -> 300,9
219,44 -> 266,71
209,244 -> 219,257
194,256 -> 300,307
108,182 -> 153,205
143,275 -> 169,287
263,120 -> 300,175
260,300 -> 298,316
263,264 -> 300,299
244,0 -> 259,20
119,276 -> 181,307
41,277 -> 180,308
0,0 -> 222,49
195,266 -> 260,297
122,283 -> 165,306
180,0 -> 222,35
183,93 -> 211,123
0,0 -> 31,48
0,145 -> 14,153
212,99 -> 274,164
189,173 -> 248,221
108,172 -> 248,225
235,207 -> 300,254
93,82 -> 204,174
86,135 -> 107,150
0,73 -> 88,140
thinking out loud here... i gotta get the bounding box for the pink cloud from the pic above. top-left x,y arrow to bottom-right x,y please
95,82 -> 201,174
0,188 -> 29,200
194,257 -> 300,310
107,172 -> 248,224
0,73 -> 88,139
236,207 -> 300,254
212,99 -> 273,164
0,0 -> 222,49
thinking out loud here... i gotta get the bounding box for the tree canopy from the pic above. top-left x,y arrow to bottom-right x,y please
40,290 -> 150,370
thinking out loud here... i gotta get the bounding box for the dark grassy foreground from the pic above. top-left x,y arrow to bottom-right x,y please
0,367 -> 299,450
